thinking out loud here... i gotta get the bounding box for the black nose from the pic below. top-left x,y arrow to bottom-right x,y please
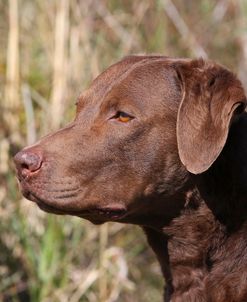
14,149 -> 43,179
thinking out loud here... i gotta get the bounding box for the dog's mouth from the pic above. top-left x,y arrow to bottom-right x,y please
20,184 -> 127,224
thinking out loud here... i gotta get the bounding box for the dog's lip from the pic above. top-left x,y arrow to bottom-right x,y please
21,187 -> 127,220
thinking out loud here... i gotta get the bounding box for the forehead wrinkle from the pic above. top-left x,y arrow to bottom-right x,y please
100,57 -> 184,113
78,56 -> 192,104
91,55 -> 166,93
82,57 -> 173,107
98,57 -> 177,110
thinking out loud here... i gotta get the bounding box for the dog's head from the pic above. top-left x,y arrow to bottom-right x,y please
14,56 -> 246,225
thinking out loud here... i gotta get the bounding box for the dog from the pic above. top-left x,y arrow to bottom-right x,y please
14,55 -> 247,301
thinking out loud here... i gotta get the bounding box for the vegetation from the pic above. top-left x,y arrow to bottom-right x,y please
1,0 -> 247,301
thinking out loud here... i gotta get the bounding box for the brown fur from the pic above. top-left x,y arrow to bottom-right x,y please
14,56 -> 247,301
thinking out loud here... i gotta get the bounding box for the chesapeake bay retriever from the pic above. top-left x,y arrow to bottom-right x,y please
14,56 -> 247,302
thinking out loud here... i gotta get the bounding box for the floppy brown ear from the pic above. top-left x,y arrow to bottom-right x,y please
176,59 -> 246,174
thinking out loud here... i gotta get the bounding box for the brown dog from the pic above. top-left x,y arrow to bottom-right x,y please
14,56 -> 247,301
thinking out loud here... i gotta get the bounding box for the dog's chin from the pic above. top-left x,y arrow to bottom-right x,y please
21,188 -> 127,224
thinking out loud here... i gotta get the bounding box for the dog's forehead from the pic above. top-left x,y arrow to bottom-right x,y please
78,55 -> 176,105
91,55 -> 168,90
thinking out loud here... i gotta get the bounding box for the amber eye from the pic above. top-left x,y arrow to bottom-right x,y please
112,111 -> 134,123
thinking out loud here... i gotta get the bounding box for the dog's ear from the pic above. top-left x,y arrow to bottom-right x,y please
176,59 -> 246,174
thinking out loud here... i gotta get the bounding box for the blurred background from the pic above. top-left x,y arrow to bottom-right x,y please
1,0 -> 247,301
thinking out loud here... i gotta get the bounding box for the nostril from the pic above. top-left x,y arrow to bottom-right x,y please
21,163 -> 29,170
24,153 -> 42,172
21,164 -> 29,170
14,149 -> 43,178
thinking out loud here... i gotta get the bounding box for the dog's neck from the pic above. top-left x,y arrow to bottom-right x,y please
144,113 -> 247,301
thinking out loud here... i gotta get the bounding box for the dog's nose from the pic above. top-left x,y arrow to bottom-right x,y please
14,149 -> 43,179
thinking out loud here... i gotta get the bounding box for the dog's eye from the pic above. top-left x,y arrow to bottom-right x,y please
111,111 -> 134,123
